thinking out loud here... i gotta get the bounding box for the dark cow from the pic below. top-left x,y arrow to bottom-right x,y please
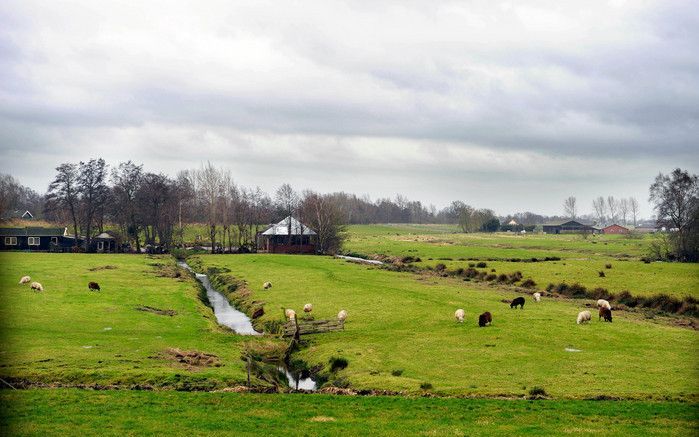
478,311 -> 492,327
599,307 -> 612,322
510,296 -> 525,309
88,281 -> 101,291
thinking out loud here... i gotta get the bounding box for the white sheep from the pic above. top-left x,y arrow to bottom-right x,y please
337,309 -> 348,322
263,282 -> 272,290
533,292 -> 541,302
285,309 -> 296,320
30,282 -> 44,292
597,299 -> 611,310
19,276 -> 31,284
303,303 -> 313,313
454,308 -> 465,323
577,310 -> 591,324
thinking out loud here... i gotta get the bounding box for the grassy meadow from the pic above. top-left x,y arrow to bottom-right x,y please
0,252 -> 247,388
0,225 -> 697,435
2,390 -> 697,436
344,225 -> 699,298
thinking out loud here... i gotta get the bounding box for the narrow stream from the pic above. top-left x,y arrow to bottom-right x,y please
178,260 -> 317,390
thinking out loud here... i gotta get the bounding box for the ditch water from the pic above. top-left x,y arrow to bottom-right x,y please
177,260 -> 317,390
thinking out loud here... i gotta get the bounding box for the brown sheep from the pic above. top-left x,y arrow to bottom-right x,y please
478,311 -> 492,327
599,307 -> 612,322
88,282 -> 101,291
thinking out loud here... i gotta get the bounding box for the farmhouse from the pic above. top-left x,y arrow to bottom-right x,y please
602,224 -> 630,234
542,220 -> 599,234
0,227 -> 76,251
257,216 -> 317,254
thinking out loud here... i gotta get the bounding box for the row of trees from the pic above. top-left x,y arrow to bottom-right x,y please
562,195 -> 640,226
0,174 -> 43,219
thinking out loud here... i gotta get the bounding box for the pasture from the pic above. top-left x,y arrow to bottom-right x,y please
191,254 -> 698,398
344,225 -> 699,298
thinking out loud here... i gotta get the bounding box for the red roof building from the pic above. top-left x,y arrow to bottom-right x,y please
602,224 -> 630,234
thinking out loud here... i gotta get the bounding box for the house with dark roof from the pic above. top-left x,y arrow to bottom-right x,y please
257,216 -> 317,254
1,210 -> 34,220
542,220 -> 599,235
0,227 -> 77,251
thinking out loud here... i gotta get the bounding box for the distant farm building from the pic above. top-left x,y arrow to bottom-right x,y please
0,227 -> 78,251
92,232 -> 118,253
1,210 -> 34,221
602,224 -> 630,235
542,220 -> 599,235
257,216 -> 317,254
507,219 -> 518,226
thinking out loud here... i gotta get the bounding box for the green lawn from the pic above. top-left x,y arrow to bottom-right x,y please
1,390 -> 696,436
191,254 -> 699,399
0,252 -> 248,389
344,225 -> 699,298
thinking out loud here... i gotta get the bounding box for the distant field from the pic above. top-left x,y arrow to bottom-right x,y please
0,253 -> 247,388
192,254 -> 699,399
2,390 -> 696,437
344,225 -> 699,298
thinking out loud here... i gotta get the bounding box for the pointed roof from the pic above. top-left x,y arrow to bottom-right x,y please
261,216 -> 316,236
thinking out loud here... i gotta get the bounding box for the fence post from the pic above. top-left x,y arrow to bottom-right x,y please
247,356 -> 251,387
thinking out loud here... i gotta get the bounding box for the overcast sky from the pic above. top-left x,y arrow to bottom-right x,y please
1,1 -> 697,217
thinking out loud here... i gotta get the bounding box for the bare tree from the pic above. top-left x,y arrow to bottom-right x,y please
649,169 -> 698,261
563,196 -> 577,219
629,197 -> 639,226
111,161 -> 143,252
592,196 -> 607,225
275,183 -> 299,247
619,198 -> 629,225
607,196 -> 618,224
300,191 -> 346,254
46,163 -> 80,247
77,158 -> 109,251
195,162 -> 224,253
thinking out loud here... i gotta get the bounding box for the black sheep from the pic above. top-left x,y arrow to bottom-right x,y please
478,311 -> 492,327
599,307 -> 613,322
510,296 -> 525,309
88,281 -> 100,291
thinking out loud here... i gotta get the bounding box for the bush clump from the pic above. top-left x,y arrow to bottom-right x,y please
529,386 -> 548,397
476,262 -> 487,268
329,357 -> 349,372
434,263 -> 447,271
391,369 -> 403,377
520,278 -> 537,288
598,271 -> 606,277
420,382 -> 433,390
605,263 -> 613,269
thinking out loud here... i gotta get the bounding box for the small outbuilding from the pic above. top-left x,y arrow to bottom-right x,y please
91,232 -> 118,253
542,220 -> 599,235
602,224 -> 630,235
257,216 -> 317,254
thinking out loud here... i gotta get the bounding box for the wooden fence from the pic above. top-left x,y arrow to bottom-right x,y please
283,319 -> 345,338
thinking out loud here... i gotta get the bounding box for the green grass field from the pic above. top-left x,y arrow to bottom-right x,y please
344,225 -> 699,297
2,390 -> 696,436
0,252 -> 247,389
191,254 -> 698,399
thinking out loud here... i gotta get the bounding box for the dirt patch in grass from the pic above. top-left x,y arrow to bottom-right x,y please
163,348 -> 222,369
136,305 -> 177,316
87,265 -> 118,271
309,416 -> 336,422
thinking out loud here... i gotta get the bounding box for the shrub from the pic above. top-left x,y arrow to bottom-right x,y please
520,278 -> 536,288
497,274 -> 508,282
491,268 -> 496,272
529,386 -> 548,397
589,287 -> 611,299
605,263 -> 613,269
434,263 -> 446,271
476,262 -> 487,268
329,356 -> 349,372
420,382 -> 433,390
391,369 -> 403,377
485,274 -> 497,281
468,263 -> 476,268
438,257 -> 453,261
598,271 -> 606,277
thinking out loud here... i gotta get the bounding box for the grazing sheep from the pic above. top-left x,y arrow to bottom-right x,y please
303,303 -> 313,313
19,276 -> 31,284
510,296 -> 525,309
599,307 -> 613,322
285,309 -> 296,320
533,292 -> 541,302
337,309 -> 348,322
597,299 -> 611,310
88,281 -> 100,291
577,310 -> 591,324
263,282 -> 272,290
30,282 -> 43,292
478,311 -> 492,327
454,308 -> 465,323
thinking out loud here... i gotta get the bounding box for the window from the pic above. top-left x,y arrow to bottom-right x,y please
4,237 -> 17,245
97,241 -> 104,251
28,237 -> 40,246
51,237 -> 59,245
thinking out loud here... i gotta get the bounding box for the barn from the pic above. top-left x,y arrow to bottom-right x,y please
0,227 -> 75,251
257,216 -> 317,254
542,220 -> 599,234
602,224 -> 630,234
